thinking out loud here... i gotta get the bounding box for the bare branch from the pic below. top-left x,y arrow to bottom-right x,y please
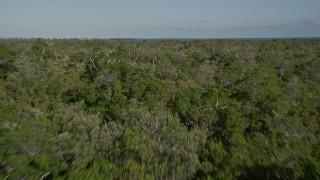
40,171 -> 51,180
90,57 -> 98,71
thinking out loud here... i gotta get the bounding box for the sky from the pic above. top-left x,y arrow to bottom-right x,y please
1,0 -> 320,38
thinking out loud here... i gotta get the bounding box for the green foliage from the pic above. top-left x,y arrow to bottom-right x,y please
0,39 -> 319,179
0,43 -> 16,79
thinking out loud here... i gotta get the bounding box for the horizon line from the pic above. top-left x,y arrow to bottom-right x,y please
1,37 -> 320,41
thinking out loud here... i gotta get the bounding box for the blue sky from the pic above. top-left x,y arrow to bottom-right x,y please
1,0 -> 320,38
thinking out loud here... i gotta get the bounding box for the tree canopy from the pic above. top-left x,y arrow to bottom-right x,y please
0,39 -> 319,179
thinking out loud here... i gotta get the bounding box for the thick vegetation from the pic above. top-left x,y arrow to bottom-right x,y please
0,39 -> 319,179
